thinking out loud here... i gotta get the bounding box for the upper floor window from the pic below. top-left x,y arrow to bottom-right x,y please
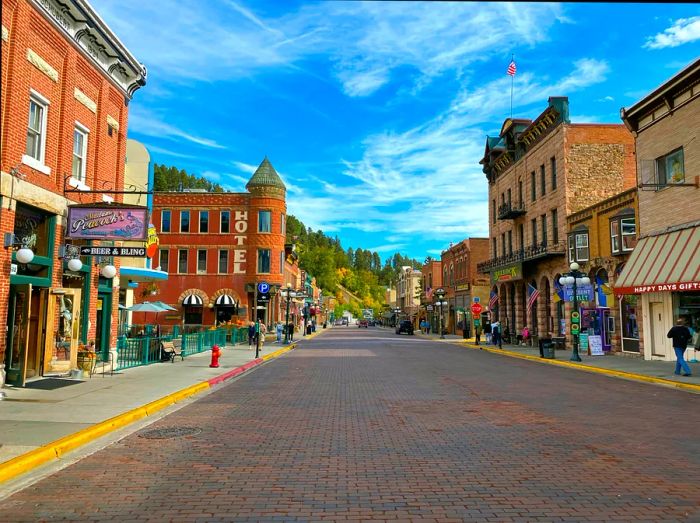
281,213 -> 286,235
518,179 -> 523,206
530,171 -> 536,202
450,264 -> 454,286
219,250 -> 228,273
492,199 -> 496,223
610,211 -> 637,254
551,209 -> 559,244
178,249 -> 188,273
161,210 -> 171,233
258,210 -> 271,233
258,249 -> 271,273
568,228 -> 589,263
221,211 -> 230,233
180,210 -> 190,233
159,249 -> 169,272
540,165 -> 546,196
197,249 -> 207,274
280,251 -> 284,274
541,214 -> 547,245
551,156 -> 557,190
492,238 -> 497,258
72,124 -> 89,182
656,148 -> 685,186
531,218 -> 538,246
26,92 -> 49,166
199,211 -> 209,233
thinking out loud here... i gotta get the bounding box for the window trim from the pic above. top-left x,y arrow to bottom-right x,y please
72,122 -> 89,182
23,89 -> 51,174
610,213 -> 636,254
568,229 -> 590,263
161,210 -> 171,233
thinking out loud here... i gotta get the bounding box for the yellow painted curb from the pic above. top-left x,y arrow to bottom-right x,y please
262,342 -> 296,362
459,341 -> 700,393
0,382 -> 211,485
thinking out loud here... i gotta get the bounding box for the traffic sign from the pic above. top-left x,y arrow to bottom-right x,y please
471,303 -> 483,315
257,293 -> 270,303
571,311 -> 580,324
571,323 -> 580,334
257,282 -> 270,294
473,297 -> 480,303
79,246 -> 146,257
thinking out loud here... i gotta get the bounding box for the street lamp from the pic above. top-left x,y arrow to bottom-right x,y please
435,288 -> 447,339
394,307 -> 401,327
559,262 -> 591,362
280,283 -> 296,344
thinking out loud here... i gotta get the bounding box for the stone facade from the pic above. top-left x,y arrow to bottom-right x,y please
478,97 -> 636,345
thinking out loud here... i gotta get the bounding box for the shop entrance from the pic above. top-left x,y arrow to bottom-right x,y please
5,284 -> 34,387
649,302 -> 667,357
95,292 -> 112,357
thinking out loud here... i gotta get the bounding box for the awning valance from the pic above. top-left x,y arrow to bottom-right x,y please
183,294 -> 204,306
215,294 -> 237,306
614,224 -> 700,295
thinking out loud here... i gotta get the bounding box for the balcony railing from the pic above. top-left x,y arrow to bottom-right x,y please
477,241 -> 566,273
497,201 -> 526,220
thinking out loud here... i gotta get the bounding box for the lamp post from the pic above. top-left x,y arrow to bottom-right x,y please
559,262 -> 590,362
435,288 -> 446,339
394,307 -> 401,327
281,283 -> 296,344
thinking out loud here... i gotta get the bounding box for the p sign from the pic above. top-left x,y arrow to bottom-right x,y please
257,282 -> 270,294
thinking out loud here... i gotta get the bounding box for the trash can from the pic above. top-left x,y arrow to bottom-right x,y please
539,338 -> 555,359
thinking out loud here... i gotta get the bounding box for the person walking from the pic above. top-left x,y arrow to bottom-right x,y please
259,322 -> 267,350
287,322 -> 294,341
276,322 -> 283,343
493,321 -> 502,349
248,322 -> 256,349
667,318 -> 693,376
483,321 -> 492,344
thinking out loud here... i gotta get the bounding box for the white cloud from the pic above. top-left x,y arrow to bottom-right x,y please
643,16 -> 700,49
367,243 -> 407,253
129,106 -> 225,149
596,96 -> 615,102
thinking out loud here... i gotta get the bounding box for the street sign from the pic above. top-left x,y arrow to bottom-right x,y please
571,311 -> 580,324
257,293 -> 270,303
426,305 -> 433,311
474,319 -> 481,327
471,303 -> 483,315
79,246 -> 146,257
257,282 -> 270,294
571,323 -> 580,335
10,263 -> 18,275
473,297 -> 480,303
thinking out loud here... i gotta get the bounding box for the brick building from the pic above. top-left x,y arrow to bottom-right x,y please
419,258 -> 442,329
1,0 -> 145,387
617,59 -> 700,362
148,158 -> 288,329
566,188 -> 639,354
396,265 -> 421,324
439,238 -> 490,335
478,97 -> 636,345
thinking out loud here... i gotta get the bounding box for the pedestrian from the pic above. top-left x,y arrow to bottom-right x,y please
288,322 -> 294,341
276,322 -> 283,343
248,322 -> 256,349
521,326 -> 530,346
667,318 -> 693,376
493,321 -> 502,349
483,321 -> 492,344
259,322 -> 267,349
475,327 -> 481,346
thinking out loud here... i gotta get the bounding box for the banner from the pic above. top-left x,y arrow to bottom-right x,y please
563,283 -> 594,302
67,206 -> 148,240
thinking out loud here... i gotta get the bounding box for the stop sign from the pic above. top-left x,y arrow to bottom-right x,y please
471,303 -> 483,315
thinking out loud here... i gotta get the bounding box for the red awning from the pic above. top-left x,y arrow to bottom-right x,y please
614,224 -> 700,295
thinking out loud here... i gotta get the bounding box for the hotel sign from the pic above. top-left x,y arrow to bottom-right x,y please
491,263 -> 522,284
67,206 -> 148,241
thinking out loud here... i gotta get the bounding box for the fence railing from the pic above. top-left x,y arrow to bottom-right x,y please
116,327 -> 249,370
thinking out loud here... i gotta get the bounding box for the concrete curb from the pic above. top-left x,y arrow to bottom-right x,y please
457,341 -> 700,393
0,342 -> 298,485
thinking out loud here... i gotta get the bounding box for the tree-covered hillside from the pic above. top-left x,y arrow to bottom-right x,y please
153,164 -> 225,193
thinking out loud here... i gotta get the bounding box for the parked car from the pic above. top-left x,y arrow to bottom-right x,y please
358,319 -> 369,328
395,320 -> 414,335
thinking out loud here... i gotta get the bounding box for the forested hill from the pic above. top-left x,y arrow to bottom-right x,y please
153,164 -> 421,315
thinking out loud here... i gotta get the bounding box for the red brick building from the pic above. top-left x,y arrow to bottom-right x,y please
147,158 -> 288,328
1,0 -> 146,387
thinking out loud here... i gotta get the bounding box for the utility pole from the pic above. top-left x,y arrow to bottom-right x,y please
254,285 -> 260,359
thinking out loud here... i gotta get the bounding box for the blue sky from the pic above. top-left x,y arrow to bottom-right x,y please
94,1 -> 700,262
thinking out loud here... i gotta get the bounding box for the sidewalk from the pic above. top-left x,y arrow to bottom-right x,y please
0,331 -> 323,484
415,330 -> 700,392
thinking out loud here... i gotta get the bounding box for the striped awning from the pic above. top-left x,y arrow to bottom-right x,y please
182,294 -> 203,306
615,224 -> 700,295
215,294 -> 236,306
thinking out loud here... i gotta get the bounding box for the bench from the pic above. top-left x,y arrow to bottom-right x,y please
160,339 -> 184,362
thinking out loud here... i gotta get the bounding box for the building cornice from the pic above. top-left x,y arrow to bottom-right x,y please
29,0 -> 147,99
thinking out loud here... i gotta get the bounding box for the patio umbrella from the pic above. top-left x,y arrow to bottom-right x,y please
152,301 -> 177,311
126,301 -> 170,331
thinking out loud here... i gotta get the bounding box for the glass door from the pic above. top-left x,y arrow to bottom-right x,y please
5,284 -> 32,387
43,289 -> 81,374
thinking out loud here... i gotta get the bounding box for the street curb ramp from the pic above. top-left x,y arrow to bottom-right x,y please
0,342 -> 297,485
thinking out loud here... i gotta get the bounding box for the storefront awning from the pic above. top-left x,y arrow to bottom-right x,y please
120,266 -> 169,283
615,224 -> 700,295
214,294 -> 237,306
183,294 -> 204,306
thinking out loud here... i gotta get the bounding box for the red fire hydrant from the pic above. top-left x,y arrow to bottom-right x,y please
209,344 -> 221,368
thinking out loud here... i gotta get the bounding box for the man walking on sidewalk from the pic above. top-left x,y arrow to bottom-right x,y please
668,318 -> 693,376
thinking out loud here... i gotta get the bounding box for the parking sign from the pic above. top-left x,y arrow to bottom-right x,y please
257,282 -> 270,294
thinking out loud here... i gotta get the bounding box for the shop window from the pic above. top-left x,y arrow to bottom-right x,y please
220,211 -> 230,233
180,211 -> 190,233
610,212 -> 637,254
161,210 -> 171,233
673,293 -> 700,349
197,250 -> 207,274
620,295 -> 640,352
258,249 -> 271,273
72,124 -> 89,182
656,147 -> 685,187
258,210 -> 271,233
568,229 -> 589,263
219,250 -> 228,274
199,211 -> 209,233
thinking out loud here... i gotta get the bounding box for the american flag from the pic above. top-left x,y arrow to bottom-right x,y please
489,291 -> 499,310
507,59 -> 516,77
526,283 -> 540,314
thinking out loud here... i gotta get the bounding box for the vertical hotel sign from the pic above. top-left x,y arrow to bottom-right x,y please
67,206 -> 148,240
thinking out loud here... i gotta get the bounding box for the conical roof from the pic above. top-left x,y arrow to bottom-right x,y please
246,157 -> 286,191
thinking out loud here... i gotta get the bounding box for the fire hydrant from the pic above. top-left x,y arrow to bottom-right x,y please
209,344 -> 221,368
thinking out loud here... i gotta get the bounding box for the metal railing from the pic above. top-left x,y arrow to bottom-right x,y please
477,241 -> 566,273
497,201 -> 526,220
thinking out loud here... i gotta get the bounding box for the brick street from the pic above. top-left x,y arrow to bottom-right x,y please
3,328 -> 700,522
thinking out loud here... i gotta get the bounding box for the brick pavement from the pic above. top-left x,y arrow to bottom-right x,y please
2,326 -> 699,522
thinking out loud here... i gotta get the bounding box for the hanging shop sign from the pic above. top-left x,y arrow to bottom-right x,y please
563,283 -> 594,302
145,225 -> 159,258
491,263 -> 522,284
67,206 -> 148,241
79,246 -> 146,257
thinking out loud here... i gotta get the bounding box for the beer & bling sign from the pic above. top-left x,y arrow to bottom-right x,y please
67,206 -> 148,240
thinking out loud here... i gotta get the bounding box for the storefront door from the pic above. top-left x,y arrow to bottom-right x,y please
649,301 -> 667,357
5,284 -> 32,387
95,292 -> 112,357
43,289 -> 81,374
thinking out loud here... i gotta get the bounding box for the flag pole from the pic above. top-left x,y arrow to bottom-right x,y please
510,54 -> 514,119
